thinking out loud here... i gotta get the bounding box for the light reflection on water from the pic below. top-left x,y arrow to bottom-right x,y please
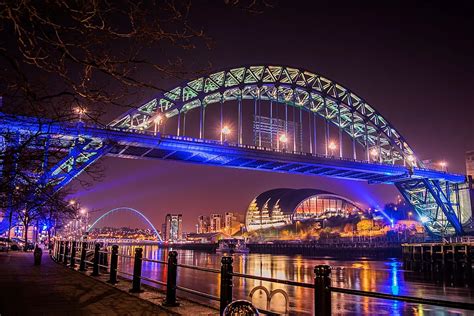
115,245 -> 474,315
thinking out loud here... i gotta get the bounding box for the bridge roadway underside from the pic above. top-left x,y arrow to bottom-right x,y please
107,132 -> 463,185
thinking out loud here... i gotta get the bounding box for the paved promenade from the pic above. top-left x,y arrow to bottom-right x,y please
0,251 -> 172,315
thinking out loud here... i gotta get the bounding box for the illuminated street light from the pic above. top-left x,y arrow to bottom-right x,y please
74,107 -> 87,122
328,141 -> 337,156
79,208 -> 87,215
277,133 -> 288,151
439,161 -> 447,172
408,211 -> 413,220
221,126 -> 231,142
153,114 -> 163,135
370,148 -> 379,160
69,200 -> 75,206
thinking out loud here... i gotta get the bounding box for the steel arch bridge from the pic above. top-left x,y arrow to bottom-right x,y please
1,65 -> 472,236
87,207 -> 162,241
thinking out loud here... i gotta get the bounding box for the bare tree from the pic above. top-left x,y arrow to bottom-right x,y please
0,0 -> 272,240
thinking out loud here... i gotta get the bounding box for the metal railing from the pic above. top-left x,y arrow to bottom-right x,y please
51,240 -> 474,315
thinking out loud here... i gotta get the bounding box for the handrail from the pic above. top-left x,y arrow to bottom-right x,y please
177,263 -> 220,274
231,272 -> 314,289
330,287 -> 474,310
142,258 -> 167,265
117,254 -> 135,259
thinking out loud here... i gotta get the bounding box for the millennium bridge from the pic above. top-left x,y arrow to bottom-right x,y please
1,65 -> 472,236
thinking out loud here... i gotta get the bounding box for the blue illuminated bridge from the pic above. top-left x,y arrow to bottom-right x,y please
1,65 -> 472,236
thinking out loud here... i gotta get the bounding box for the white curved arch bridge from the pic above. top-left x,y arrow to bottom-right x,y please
87,207 -> 162,241
1,65 -> 472,236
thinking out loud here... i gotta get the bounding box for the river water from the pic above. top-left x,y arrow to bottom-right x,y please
114,245 -> 473,315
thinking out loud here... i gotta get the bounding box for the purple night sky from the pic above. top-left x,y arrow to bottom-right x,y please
71,1 -> 474,231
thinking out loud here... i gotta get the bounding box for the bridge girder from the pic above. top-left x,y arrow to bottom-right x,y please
109,65 -> 417,167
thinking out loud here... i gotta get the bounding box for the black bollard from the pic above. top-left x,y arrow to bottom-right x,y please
314,265 -> 332,316
129,248 -> 143,293
63,241 -> 69,265
91,243 -> 100,276
163,251 -> 179,306
69,241 -> 76,268
107,245 -> 119,284
219,256 -> 234,315
56,240 -> 60,260
59,241 -> 64,262
79,241 -> 87,271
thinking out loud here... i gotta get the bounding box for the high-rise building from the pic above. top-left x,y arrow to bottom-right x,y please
210,214 -> 222,232
197,215 -> 210,233
466,150 -> 474,179
224,212 -> 236,234
161,223 -> 167,241
164,214 -> 182,241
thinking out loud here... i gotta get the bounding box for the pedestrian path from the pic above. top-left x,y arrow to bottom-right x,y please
0,251 -> 172,315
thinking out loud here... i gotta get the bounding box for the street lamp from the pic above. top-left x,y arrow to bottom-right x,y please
277,133 -> 288,151
439,161 -> 447,172
328,141 -> 337,156
370,148 -> 379,161
153,115 -> 163,135
408,211 -> 413,220
221,126 -> 231,142
74,107 -> 87,122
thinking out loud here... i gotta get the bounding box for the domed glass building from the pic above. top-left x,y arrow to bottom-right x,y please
245,188 -> 361,231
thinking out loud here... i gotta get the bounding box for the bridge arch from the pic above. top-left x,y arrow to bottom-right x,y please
87,207 -> 162,241
110,65 -> 418,167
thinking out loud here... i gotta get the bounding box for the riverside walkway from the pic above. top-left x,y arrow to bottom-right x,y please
0,251 -> 173,315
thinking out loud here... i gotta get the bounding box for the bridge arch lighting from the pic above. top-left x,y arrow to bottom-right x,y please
110,65 -> 419,167
87,207 -> 163,241
420,216 -> 429,224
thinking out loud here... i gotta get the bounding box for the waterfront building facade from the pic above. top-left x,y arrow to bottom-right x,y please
210,214 -> 222,232
197,215 -> 210,233
164,214 -> 183,241
245,188 -> 361,231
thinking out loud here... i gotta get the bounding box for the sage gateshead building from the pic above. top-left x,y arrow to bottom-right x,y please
245,188 -> 362,231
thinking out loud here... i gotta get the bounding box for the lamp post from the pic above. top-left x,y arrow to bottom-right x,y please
370,148 -> 379,161
406,154 -> 416,166
408,211 -> 413,220
439,161 -> 447,172
154,115 -> 163,136
328,141 -> 337,157
221,126 -> 231,143
74,107 -> 87,122
277,133 -> 288,151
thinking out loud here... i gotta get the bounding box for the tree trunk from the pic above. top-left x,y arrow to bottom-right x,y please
47,229 -> 51,250
23,223 -> 28,252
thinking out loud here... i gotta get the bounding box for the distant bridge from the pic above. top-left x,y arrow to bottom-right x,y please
1,65 -> 472,236
87,207 -> 162,241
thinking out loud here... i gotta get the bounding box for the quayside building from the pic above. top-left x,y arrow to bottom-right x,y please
245,188 -> 361,231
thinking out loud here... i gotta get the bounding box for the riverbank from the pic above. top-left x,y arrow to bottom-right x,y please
0,251 -> 217,315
